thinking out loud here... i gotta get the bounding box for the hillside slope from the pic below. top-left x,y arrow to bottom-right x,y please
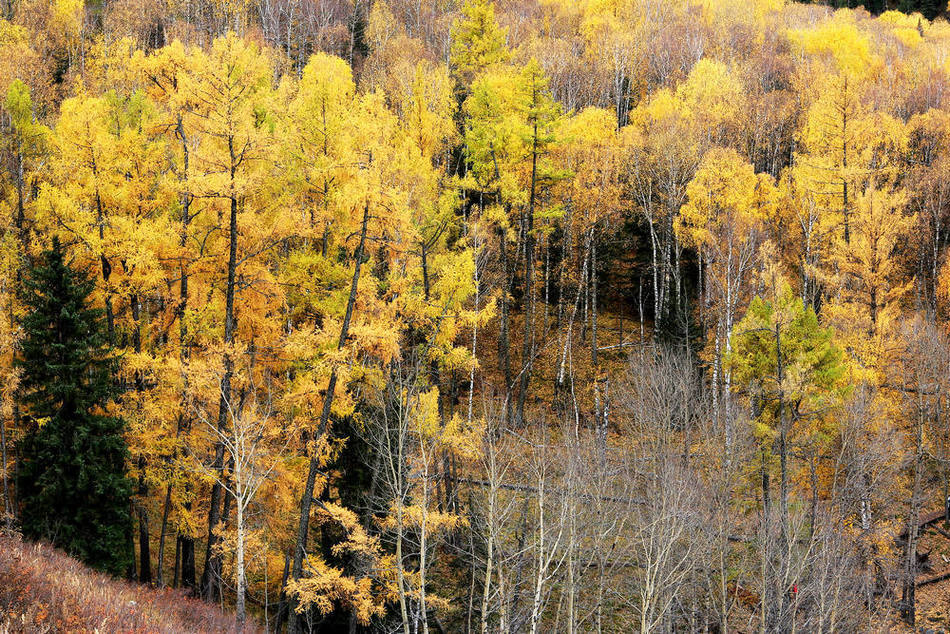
0,531 -> 256,633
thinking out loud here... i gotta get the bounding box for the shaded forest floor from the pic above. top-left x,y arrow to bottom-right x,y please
0,530 -> 255,633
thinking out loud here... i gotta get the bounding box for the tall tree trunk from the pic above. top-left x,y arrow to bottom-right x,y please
3,145 -> 21,523
516,122 -> 539,426
591,236 -> 607,468
776,324 -> 788,629
173,532 -> 181,588
235,477 -> 247,623
138,503 -> 152,584
760,440 -> 774,633
274,551 -> 292,632
902,387 -> 925,626
126,288 -> 153,585
468,225 -> 481,426
13,139 -> 25,239
556,230 -> 593,408
288,203 -> 370,634
181,530 -> 196,590
480,448 -> 496,634
419,456 -> 431,634
552,208 -> 572,410
0,407 -> 9,527
201,135 -> 239,602
156,483 -> 172,587
499,226 -> 513,425
174,115 -> 197,594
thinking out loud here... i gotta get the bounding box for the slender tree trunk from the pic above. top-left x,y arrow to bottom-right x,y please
201,134 -> 239,602
557,230 -> 593,398
529,464 -> 546,634
0,423 -> 7,526
516,122 -> 539,426
841,89 -> 850,246
274,551 -> 292,632
565,429 -> 578,634
288,203 -> 370,634
553,208 -> 573,406
468,227 -> 480,425
4,144 -> 23,525
1,394 -> 10,527
776,324 -> 788,629
174,115 -> 197,594
138,503 -> 152,584
13,141 -> 25,239
647,213 -> 660,331
480,457 -> 496,634
396,506 -> 411,634
131,294 -> 152,586
902,388 -> 925,626
235,496 -> 247,623
173,533 -> 181,588
591,237 -> 607,468
419,456 -> 430,634
156,483 -> 172,587
181,530 -> 196,590
421,243 -> 430,300
499,227 -> 513,425
760,437 -> 775,631
92,180 -> 115,343
498,563 -> 509,634
128,506 -> 137,581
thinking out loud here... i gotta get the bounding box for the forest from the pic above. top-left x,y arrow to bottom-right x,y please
3,0 -> 950,631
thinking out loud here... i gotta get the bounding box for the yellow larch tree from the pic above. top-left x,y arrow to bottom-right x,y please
824,183 -> 916,383
677,147 -> 777,444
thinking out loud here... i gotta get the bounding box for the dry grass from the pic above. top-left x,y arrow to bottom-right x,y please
0,530 -> 260,633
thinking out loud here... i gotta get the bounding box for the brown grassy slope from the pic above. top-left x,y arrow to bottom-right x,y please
0,531 -> 259,633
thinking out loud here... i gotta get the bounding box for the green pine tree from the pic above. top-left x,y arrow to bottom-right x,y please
16,237 -> 133,576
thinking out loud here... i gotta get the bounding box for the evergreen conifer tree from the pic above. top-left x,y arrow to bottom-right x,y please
16,237 -> 133,575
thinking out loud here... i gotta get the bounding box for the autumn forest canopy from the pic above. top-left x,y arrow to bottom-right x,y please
5,0 -> 950,631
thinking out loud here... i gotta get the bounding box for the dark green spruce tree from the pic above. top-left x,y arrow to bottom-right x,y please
16,237 -> 133,575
